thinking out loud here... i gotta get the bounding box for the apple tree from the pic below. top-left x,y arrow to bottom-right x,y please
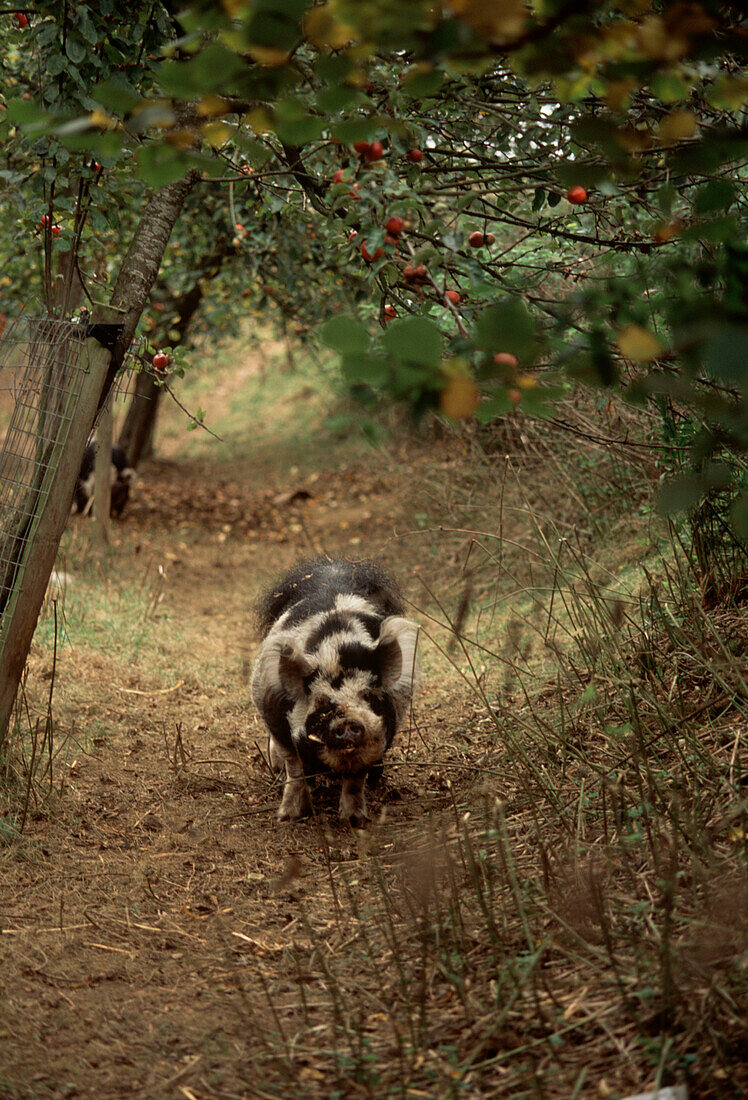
4,0 -> 748,533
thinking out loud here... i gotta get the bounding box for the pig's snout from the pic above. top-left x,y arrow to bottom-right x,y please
329,720 -> 366,751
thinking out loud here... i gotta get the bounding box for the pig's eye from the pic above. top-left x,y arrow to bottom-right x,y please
363,690 -> 381,708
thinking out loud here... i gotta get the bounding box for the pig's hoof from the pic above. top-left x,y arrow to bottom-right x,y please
277,801 -> 312,822
346,812 -> 369,829
277,810 -> 307,823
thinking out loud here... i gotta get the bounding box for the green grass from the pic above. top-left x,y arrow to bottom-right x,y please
229,531 -> 746,1098
2,325 -> 746,1097
157,333 -> 377,480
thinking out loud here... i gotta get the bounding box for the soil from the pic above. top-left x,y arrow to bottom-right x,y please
4,344 -> 739,1100
0,358 -> 497,1099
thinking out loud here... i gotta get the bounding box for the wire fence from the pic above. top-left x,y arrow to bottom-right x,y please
0,314 -> 134,644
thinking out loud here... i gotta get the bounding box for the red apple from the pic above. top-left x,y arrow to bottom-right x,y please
348,230 -> 358,243
51,224 -> 62,238
39,214 -> 50,228
152,352 -> 171,373
383,304 -> 397,320
360,240 -> 383,263
414,264 -> 427,281
332,169 -> 346,184
485,233 -> 495,245
493,352 -> 518,368
407,148 -> 423,163
365,140 -> 384,161
567,186 -> 587,205
385,215 -> 404,237
468,230 -> 485,248
403,263 -> 416,282
13,12 -> 28,27
444,290 -> 461,305
353,140 -> 371,156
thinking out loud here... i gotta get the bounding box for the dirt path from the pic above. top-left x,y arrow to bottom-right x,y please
1,415 -> 490,1099
5,345 -> 718,1100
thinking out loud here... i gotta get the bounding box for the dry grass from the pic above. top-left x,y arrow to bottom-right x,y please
0,334 -> 745,1098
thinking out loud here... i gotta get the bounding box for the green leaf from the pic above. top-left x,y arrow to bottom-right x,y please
650,72 -> 689,103
77,7 -> 100,44
46,54 -> 66,77
66,37 -> 87,65
331,119 -> 379,145
232,133 -> 272,165
474,390 -> 514,422
704,326 -> 748,385
6,99 -> 52,135
316,56 -> 353,83
135,143 -> 192,186
248,3 -> 306,50
319,316 -> 371,355
36,23 -> 59,47
730,493 -> 748,538
341,353 -> 389,386
680,216 -> 738,244
382,317 -> 442,367
91,76 -> 141,114
315,85 -> 366,113
556,161 -> 610,188
520,384 -> 565,418
694,180 -> 736,216
158,45 -> 245,98
657,475 -> 704,516
401,69 -> 444,98
275,115 -> 326,145
475,300 -> 536,358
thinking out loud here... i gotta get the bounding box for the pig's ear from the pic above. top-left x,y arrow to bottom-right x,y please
278,643 -> 314,697
378,617 -> 420,690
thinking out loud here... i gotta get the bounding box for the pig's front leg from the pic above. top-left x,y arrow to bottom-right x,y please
339,771 -> 368,828
270,740 -> 312,821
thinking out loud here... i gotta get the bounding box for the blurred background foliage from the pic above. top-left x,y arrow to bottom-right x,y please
0,0 -> 746,535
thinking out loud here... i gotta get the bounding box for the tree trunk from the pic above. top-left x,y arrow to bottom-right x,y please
119,372 -> 161,468
118,243 -> 234,467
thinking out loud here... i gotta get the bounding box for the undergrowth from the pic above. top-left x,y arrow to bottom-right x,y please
227,526 -> 746,1098
1,332 -> 745,1097
218,391 -> 747,1098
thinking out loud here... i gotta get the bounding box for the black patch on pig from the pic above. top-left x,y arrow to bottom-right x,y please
366,691 -> 398,749
305,701 -> 343,741
74,442 -> 134,517
256,557 -> 404,636
305,612 -> 356,651
367,760 -> 384,786
336,641 -> 383,681
283,591 -> 337,629
305,611 -> 383,652
355,613 -> 382,639
260,687 -> 294,754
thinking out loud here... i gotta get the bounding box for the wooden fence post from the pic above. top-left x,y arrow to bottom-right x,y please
93,399 -> 113,551
0,305 -> 125,739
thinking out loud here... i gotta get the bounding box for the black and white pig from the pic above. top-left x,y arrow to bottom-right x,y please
251,557 -> 420,826
74,442 -> 136,518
